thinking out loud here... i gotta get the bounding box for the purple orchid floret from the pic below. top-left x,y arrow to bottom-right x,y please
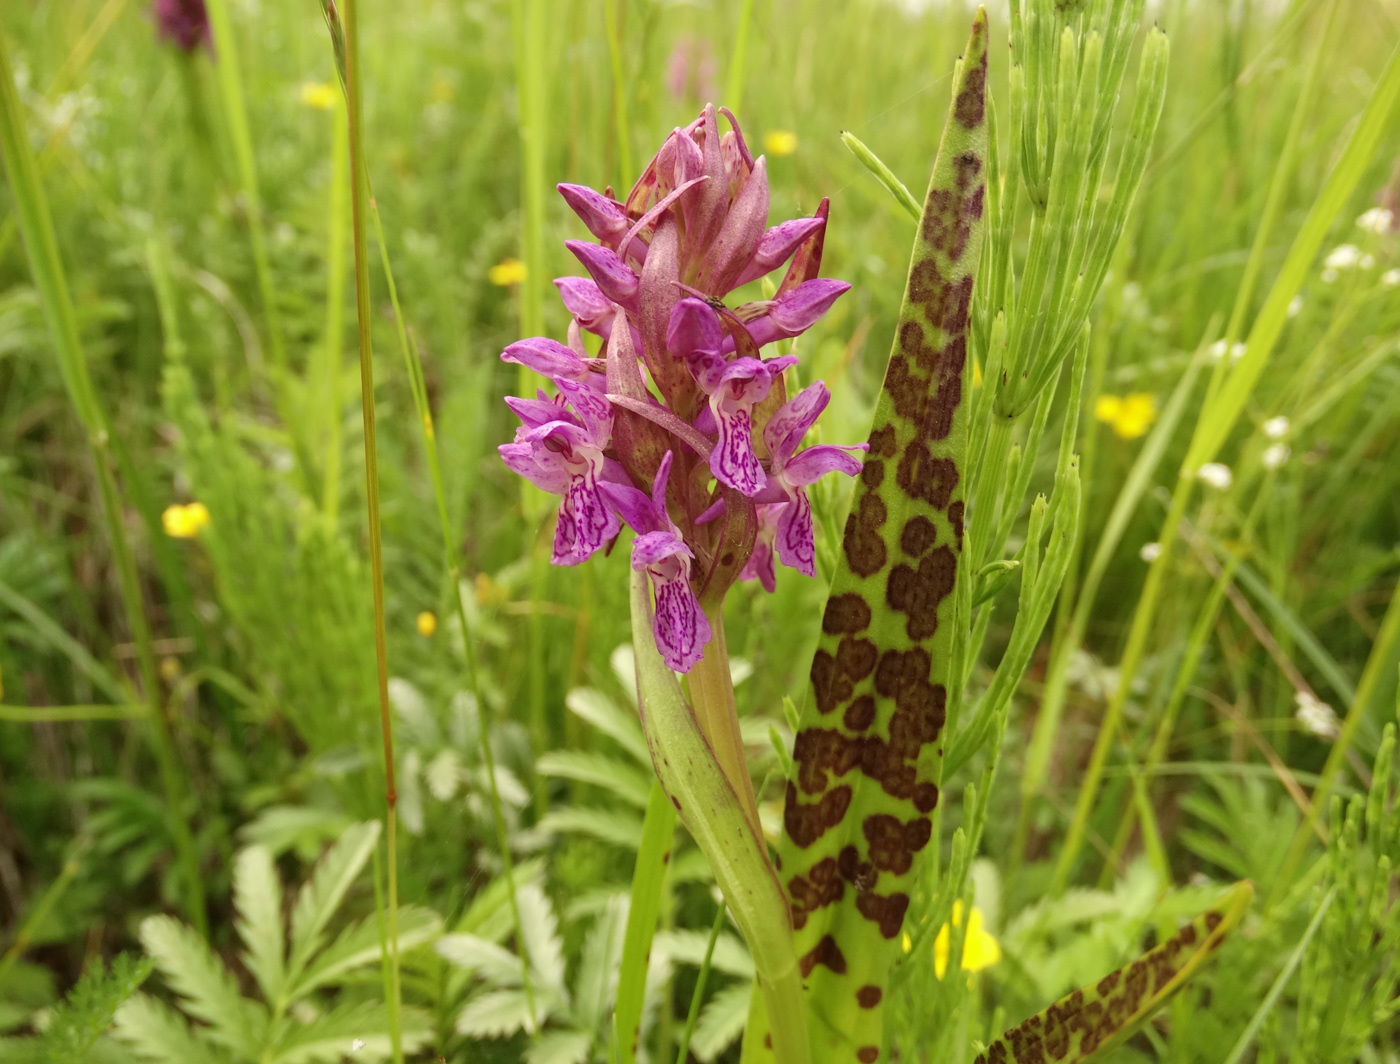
152,0 -> 211,52
498,105 -> 860,671
602,452 -> 713,671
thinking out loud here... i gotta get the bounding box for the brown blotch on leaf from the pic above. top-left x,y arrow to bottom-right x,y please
886,545 -> 957,640
837,844 -> 877,892
913,782 -> 940,814
811,636 -> 878,715
789,857 -> 845,928
863,813 -> 933,875
897,444 -> 960,510
843,694 -> 877,732
793,728 -> 864,794
900,515 -> 939,556
823,593 -> 873,635
800,934 -> 848,978
783,780 -> 852,848
856,985 -> 883,1009
955,51 -> 987,130
862,460 -> 885,489
856,891 -> 910,939
857,1048 -> 880,1064
842,493 -> 888,578
948,501 -> 965,547
868,424 -> 898,458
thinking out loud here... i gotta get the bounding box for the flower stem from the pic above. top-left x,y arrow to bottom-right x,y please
340,2 -> 402,1058
688,606 -> 761,836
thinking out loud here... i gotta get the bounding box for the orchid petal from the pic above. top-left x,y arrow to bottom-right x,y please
697,155 -> 770,296
733,215 -> 826,288
783,443 -> 867,485
555,378 -> 613,443
504,393 -> 574,431
556,183 -> 628,246
711,400 -> 765,495
763,381 -> 830,467
774,488 -> 816,576
502,337 -> 593,383
498,442 -> 569,494
554,459 -> 620,566
643,554 -> 711,673
565,241 -> 640,308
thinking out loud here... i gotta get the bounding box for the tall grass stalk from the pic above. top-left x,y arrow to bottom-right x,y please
0,26 -> 206,940
339,1 -> 403,1057
602,0 -> 632,186
321,97 -> 350,524
1053,33 -> 1400,894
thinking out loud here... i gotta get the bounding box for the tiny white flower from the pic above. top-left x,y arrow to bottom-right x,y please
1383,268 -> 1400,288
1139,541 -> 1163,563
1324,244 -> 1362,270
1262,443 -> 1290,470
1208,339 -> 1229,362
1360,253 -> 1375,270
351,1039 -> 367,1053
1356,207 -> 1394,234
1321,268 -> 1339,284
1295,691 -> 1339,740
1230,342 -> 1246,363
1287,294 -> 1303,318
1197,462 -> 1233,490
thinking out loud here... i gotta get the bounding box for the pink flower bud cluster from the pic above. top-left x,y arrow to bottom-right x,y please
152,0 -> 211,53
500,106 -> 863,671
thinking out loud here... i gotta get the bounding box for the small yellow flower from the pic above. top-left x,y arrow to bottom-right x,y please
416,611 -> 438,638
764,130 -> 799,157
1094,392 -> 1156,440
162,502 -> 211,539
933,901 -> 1001,980
300,81 -> 338,110
488,258 -> 529,286
159,656 -> 182,683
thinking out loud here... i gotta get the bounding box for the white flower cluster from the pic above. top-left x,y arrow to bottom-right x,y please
1197,462 -> 1233,490
1322,243 -> 1375,283
1356,207 -> 1395,234
1295,690 -> 1339,740
1208,339 -> 1247,364
1139,541 -> 1163,563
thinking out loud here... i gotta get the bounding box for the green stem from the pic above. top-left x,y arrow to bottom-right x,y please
688,606 -> 761,836
322,98 -> 350,524
0,28 -> 205,939
340,3 -> 402,1058
674,902 -> 728,1064
725,0 -> 756,111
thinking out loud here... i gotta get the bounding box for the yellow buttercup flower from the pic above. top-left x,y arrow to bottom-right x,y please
301,81 -> 338,111
416,611 -> 438,638
933,901 -> 1001,979
162,502 -> 211,539
489,258 -> 528,286
1094,392 -> 1157,440
764,130 -> 799,157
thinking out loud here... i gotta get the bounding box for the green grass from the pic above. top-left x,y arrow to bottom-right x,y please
0,0 -> 1399,1062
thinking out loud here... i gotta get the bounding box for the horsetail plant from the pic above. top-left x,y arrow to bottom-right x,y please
497,7 -> 1253,1062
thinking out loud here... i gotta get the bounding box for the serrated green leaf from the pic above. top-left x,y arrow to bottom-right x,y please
42,954 -> 153,1064
436,933 -> 530,986
295,906 -> 442,997
573,894 -> 628,1032
112,994 -> 227,1064
137,916 -> 266,1059
692,981 -> 753,1064
270,1001 -> 431,1063
287,821 -> 380,974
525,1030 -> 592,1064
974,882 -> 1253,1064
564,688 -> 648,766
536,751 -> 652,808
233,846 -> 284,1005
653,930 -> 755,979
537,807 -> 646,851
455,989 -> 544,1038
516,883 -> 566,1002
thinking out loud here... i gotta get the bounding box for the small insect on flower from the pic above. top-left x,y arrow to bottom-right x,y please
1295,690 -> 1339,740
416,611 -> 437,637
152,0 -> 211,53
1196,462 -> 1233,491
301,81 -> 337,110
1263,416 -> 1289,439
1139,541 -> 1163,563
162,501 -> 210,538
1262,443 -> 1290,470
933,901 -> 1002,980
488,258 -> 528,286
764,130 -> 799,157
1094,393 -> 1156,440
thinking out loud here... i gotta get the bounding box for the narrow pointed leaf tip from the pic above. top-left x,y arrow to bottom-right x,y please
975,881 -> 1254,1064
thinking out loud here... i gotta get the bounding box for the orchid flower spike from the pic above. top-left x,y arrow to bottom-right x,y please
498,104 -> 858,669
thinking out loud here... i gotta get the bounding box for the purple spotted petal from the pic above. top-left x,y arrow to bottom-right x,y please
668,298 -> 726,392
498,441 -> 569,494
782,444 -> 867,485
711,400 -> 764,495
505,393 -> 576,432
555,277 -> 618,338
774,488 -> 816,576
502,337 -> 595,384
649,450 -> 675,514
740,505 -> 779,592
763,381 -> 830,468
733,216 -> 827,288
565,241 -> 640,309
638,545 -> 711,673
557,184 -> 629,247
554,378 -> 613,444
730,278 -> 851,349
554,456 -> 620,566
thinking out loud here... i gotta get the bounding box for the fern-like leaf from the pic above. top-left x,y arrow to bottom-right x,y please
653,930 -> 755,979
455,989 -> 543,1039
233,846 -> 285,1004
270,1001 -> 431,1063
573,894 -> 629,1032
42,953 -> 152,1064
137,916 -> 267,1059
564,688 -> 648,766
294,905 -> 442,997
112,993 -> 227,1064
435,933 -> 532,987
517,883 -> 567,1003
524,1029 -> 593,1064
692,981 -> 753,1063
287,821 -> 380,973
537,808 -> 646,851
974,882 -> 1253,1064
536,751 -> 652,808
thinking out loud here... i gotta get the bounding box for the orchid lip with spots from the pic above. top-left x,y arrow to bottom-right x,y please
498,104 -> 860,672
